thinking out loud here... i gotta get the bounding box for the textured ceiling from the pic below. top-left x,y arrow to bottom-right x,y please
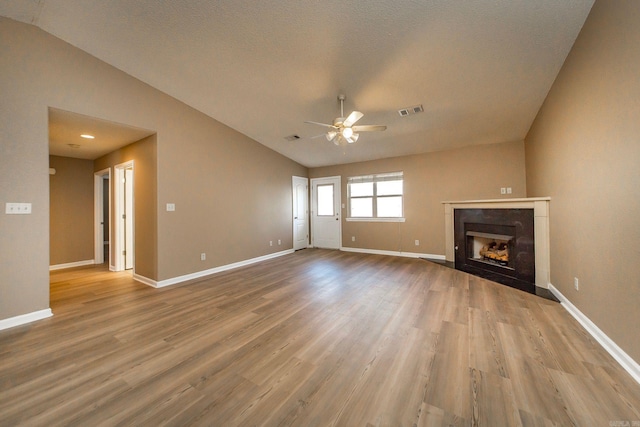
1,0 -> 595,167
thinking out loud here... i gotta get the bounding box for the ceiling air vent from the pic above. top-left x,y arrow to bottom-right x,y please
398,104 -> 424,117
284,134 -> 301,141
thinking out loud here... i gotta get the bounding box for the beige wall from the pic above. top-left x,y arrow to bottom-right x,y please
0,18 -> 306,320
310,141 -> 527,256
95,135 -> 158,280
525,1 -> 640,362
49,156 -> 94,266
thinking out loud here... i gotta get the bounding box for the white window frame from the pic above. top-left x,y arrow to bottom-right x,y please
347,172 -> 405,222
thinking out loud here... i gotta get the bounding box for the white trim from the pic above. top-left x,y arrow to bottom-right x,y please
549,284 -> 640,385
340,246 -> 445,261
132,273 -> 157,287
136,249 -> 295,288
442,197 -> 551,204
49,259 -> 95,271
346,217 -> 405,223
0,309 -> 53,331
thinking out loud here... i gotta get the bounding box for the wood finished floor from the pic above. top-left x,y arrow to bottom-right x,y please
1,249 -> 639,426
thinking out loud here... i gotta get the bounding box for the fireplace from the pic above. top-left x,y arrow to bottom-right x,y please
454,208 -> 535,293
443,198 -> 551,297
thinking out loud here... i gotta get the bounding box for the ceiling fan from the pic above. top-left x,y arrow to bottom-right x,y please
305,94 -> 387,145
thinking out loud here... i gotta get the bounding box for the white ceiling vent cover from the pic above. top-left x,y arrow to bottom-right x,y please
398,104 -> 424,117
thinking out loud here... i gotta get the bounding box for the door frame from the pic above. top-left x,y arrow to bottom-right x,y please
94,168 -> 111,266
114,160 -> 134,272
310,176 -> 342,249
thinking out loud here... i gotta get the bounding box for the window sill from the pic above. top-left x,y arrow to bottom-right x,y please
346,217 -> 406,223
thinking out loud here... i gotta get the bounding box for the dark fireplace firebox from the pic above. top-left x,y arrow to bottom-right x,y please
454,208 -> 535,293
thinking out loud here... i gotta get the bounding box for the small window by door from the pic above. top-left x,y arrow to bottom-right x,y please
316,184 -> 335,216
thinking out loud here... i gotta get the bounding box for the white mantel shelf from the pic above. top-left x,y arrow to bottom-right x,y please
442,197 -> 551,205
443,197 -> 551,291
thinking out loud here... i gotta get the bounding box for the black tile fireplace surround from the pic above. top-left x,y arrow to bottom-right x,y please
454,208 -> 535,293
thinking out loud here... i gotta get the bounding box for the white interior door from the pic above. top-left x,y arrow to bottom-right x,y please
124,168 -> 133,270
311,176 -> 341,249
292,176 -> 309,250
114,161 -> 134,272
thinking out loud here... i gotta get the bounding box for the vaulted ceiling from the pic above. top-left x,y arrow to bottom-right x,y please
1,0 -> 595,167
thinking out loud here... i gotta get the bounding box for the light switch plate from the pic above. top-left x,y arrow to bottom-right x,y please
166,203 -> 175,212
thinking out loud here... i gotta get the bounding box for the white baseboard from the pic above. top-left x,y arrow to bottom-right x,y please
132,273 -> 156,287
135,249 -> 295,288
0,308 -> 53,331
49,259 -> 95,271
549,284 -> 640,385
340,246 -> 446,261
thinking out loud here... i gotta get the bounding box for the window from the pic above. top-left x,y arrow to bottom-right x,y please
316,184 -> 335,216
347,172 -> 404,221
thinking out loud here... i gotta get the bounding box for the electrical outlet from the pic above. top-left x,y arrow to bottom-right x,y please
415,239 -> 420,246
200,253 -> 206,261
166,203 -> 175,211
270,241 -> 273,246
278,239 -> 281,245
5,203 -> 32,214
352,236 -> 356,242
574,277 -> 579,291
506,187 -> 512,194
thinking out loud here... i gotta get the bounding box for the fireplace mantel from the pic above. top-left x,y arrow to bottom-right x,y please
443,198 -> 551,292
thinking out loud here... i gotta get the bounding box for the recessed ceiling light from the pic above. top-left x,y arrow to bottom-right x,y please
80,134 -> 95,139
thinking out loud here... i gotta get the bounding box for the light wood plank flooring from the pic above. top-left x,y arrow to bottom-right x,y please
1,249 -> 639,426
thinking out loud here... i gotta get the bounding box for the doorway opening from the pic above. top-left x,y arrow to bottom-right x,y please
94,168 -> 111,266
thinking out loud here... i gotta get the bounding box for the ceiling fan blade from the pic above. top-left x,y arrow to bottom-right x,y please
304,120 -> 337,129
310,133 -> 328,139
343,111 -> 364,127
352,125 -> 387,132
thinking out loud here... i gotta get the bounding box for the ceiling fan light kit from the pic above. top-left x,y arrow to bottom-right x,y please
305,94 -> 386,145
